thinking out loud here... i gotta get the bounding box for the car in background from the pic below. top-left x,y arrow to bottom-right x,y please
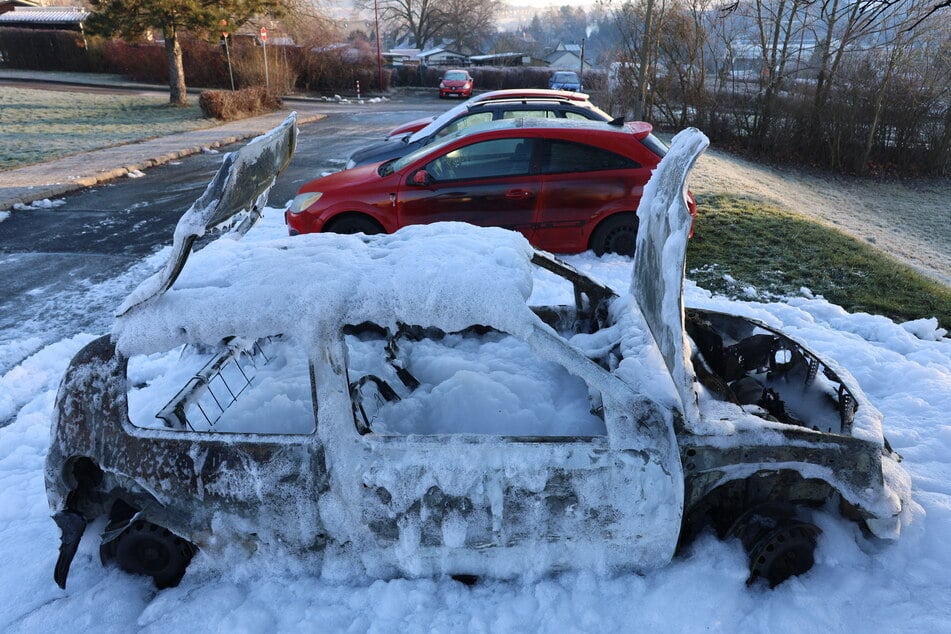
549,70 -> 582,91
438,69 -> 473,98
291,118 -> 688,255
348,91 -> 621,169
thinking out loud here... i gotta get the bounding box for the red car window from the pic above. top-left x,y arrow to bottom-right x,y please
541,140 -> 641,174
427,138 -> 534,182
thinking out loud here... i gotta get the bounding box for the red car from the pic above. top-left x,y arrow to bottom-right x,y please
439,69 -> 473,99
387,89 -> 594,138
286,118 -> 695,255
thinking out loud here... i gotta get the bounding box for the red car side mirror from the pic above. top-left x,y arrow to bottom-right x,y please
411,170 -> 432,187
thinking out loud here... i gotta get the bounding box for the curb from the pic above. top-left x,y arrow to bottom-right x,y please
0,110 -> 326,212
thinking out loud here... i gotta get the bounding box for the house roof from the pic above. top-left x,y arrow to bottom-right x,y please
0,5 -> 89,26
418,46 -> 470,60
547,50 -> 592,70
470,52 -> 524,62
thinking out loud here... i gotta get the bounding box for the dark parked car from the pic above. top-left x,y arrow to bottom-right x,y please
46,121 -> 908,591
439,69 -> 473,98
346,91 -> 619,169
549,70 -> 582,91
292,118 -> 687,255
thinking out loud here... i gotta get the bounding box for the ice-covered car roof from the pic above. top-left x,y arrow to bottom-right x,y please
112,224 -> 539,357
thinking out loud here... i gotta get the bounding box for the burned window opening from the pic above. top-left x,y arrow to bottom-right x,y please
155,338 -> 272,430
127,336 -> 316,435
345,323 -> 608,437
530,252 -> 615,335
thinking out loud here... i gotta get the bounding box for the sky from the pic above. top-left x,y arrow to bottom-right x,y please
1,197 -> 949,631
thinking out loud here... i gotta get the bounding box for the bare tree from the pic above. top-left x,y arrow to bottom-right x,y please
654,0 -> 716,127
439,0 -> 501,53
377,0 -> 448,49
604,0 -> 950,174
740,0 -> 809,146
608,0 -> 668,121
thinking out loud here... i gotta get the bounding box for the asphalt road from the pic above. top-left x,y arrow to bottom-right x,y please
0,105 -> 442,375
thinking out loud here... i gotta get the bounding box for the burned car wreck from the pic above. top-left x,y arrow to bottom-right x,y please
46,117 -> 909,591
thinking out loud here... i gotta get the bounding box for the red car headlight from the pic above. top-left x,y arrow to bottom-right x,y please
287,192 -> 323,214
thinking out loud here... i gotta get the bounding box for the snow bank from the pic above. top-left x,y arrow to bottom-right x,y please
1,207 -> 948,632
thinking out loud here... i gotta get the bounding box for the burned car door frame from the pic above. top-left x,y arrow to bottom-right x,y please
331,319 -> 684,579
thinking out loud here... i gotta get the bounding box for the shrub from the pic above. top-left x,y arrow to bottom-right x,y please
230,41 -> 299,93
198,87 -> 282,120
0,28 -> 93,71
100,40 -> 167,82
297,45 -> 390,94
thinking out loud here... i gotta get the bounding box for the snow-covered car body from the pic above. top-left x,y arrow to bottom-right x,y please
46,121 -> 908,590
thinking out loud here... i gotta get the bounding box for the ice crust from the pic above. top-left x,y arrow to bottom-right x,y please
113,223 -> 538,357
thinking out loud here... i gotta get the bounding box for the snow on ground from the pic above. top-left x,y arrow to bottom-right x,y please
1,208 -> 950,633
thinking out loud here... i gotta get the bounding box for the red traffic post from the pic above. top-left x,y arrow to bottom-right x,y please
260,26 -> 269,89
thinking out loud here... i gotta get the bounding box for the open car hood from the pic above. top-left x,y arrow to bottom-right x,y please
630,127 -> 709,422
116,113 -> 297,317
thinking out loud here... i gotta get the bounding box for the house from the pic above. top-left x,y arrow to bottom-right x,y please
417,45 -> 470,67
470,52 -> 536,67
725,40 -> 764,81
546,42 -> 592,71
383,47 -> 421,67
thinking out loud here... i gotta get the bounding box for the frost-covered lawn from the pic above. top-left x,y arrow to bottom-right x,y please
1,207 -> 949,632
0,87 -> 213,170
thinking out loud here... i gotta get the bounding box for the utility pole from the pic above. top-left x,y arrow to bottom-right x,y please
375,0 -> 384,91
579,38 -> 586,89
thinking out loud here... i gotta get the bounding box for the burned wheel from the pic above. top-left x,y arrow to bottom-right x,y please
747,521 -> 820,587
108,520 -> 196,589
590,213 -> 638,256
728,504 -> 821,588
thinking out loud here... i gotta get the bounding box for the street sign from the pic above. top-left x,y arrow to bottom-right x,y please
260,26 -> 267,42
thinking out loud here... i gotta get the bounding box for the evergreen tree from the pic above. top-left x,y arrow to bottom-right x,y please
86,0 -> 284,105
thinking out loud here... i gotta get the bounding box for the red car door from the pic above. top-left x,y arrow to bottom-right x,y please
534,139 -> 651,253
396,137 -> 539,239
